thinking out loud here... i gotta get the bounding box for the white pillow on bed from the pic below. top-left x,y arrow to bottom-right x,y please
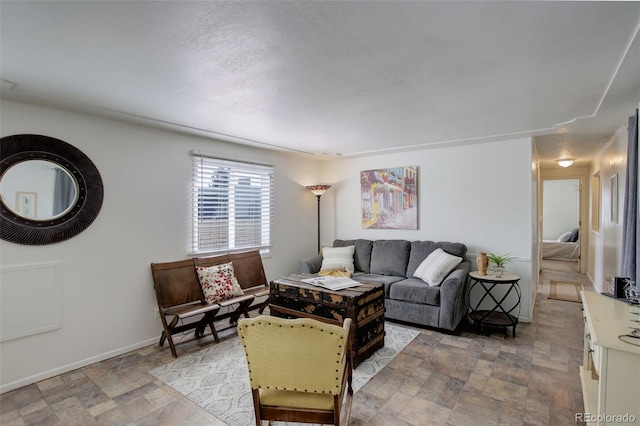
413,248 -> 462,287
557,231 -> 573,242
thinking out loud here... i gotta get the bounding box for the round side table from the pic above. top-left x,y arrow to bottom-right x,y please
468,270 -> 521,337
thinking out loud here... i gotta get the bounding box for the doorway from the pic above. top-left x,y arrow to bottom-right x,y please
541,178 -> 582,273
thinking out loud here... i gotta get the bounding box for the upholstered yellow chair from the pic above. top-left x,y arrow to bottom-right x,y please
237,316 -> 353,426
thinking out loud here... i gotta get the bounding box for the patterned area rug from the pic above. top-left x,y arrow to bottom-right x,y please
548,280 -> 583,303
150,323 -> 419,425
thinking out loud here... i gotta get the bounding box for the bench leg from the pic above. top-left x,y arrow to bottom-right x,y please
161,316 -> 180,358
229,299 -> 256,323
201,311 -> 220,342
230,297 -> 270,323
166,335 -> 178,358
257,297 -> 270,314
159,308 -> 221,358
195,311 -> 220,343
208,322 -> 220,343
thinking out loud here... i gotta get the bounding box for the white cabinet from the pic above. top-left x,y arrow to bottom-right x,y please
580,291 -> 640,425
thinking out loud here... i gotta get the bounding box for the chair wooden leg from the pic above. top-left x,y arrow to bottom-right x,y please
251,389 -> 262,426
340,350 -> 354,425
340,392 -> 353,426
347,353 -> 354,395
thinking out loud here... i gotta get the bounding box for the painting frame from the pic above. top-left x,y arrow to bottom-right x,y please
16,192 -> 37,219
360,166 -> 418,230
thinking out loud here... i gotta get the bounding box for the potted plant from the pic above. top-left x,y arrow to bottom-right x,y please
487,253 -> 514,277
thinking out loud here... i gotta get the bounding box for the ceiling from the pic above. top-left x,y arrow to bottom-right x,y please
1,1 -> 639,168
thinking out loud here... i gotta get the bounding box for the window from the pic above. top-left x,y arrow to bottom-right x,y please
191,153 -> 273,254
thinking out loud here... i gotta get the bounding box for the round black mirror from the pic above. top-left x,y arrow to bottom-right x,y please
0,134 -> 104,245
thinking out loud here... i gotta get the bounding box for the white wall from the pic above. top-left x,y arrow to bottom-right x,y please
0,100 -> 322,392
319,138 -> 536,323
588,125 -> 628,292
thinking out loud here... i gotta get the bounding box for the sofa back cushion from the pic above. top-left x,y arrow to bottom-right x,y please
407,241 -> 468,278
333,239 -> 373,273
370,240 -> 411,277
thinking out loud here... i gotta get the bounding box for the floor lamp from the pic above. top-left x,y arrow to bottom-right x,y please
306,184 -> 331,254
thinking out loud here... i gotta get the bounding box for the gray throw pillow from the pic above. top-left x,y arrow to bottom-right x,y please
568,228 -> 579,242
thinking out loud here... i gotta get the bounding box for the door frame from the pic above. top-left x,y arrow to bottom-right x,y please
539,167 -> 590,274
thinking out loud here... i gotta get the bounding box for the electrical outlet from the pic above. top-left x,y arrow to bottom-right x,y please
154,308 -> 160,319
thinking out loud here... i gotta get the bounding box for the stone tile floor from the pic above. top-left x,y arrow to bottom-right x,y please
1,269 -> 590,425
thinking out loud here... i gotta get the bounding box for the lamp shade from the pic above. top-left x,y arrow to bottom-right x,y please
556,159 -> 575,168
306,184 -> 331,196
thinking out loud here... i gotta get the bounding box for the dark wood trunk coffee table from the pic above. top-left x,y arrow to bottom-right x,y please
269,274 -> 385,367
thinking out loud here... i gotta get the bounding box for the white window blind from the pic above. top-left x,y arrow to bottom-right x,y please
190,153 -> 273,255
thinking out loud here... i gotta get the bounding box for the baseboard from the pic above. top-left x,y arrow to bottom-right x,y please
0,337 -> 159,394
586,272 -> 600,292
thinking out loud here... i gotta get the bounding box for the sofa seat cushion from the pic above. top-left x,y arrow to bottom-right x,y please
388,278 -> 440,306
370,240 -> 410,277
352,273 -> 404,295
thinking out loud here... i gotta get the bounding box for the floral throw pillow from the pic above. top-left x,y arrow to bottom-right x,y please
196,262 -> 244,304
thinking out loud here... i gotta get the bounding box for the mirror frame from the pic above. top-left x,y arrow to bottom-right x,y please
1,134 -> 104,245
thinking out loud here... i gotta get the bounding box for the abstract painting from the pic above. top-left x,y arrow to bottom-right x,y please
361,166 -> 417,229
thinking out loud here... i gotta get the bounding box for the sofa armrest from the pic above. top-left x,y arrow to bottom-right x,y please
299,254 -> 323,274
438,260 -> 471,330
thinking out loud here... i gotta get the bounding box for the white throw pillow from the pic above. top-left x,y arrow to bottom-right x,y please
557,231 -> 573,242
413,248 -> 463,287
320,246 -> 356,274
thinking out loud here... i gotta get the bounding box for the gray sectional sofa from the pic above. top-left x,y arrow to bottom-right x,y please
299,239 -> 471,331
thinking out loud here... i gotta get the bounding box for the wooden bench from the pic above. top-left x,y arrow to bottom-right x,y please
150,249 -> 270,357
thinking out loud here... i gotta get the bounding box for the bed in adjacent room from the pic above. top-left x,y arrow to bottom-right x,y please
542,228 -> 580,262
